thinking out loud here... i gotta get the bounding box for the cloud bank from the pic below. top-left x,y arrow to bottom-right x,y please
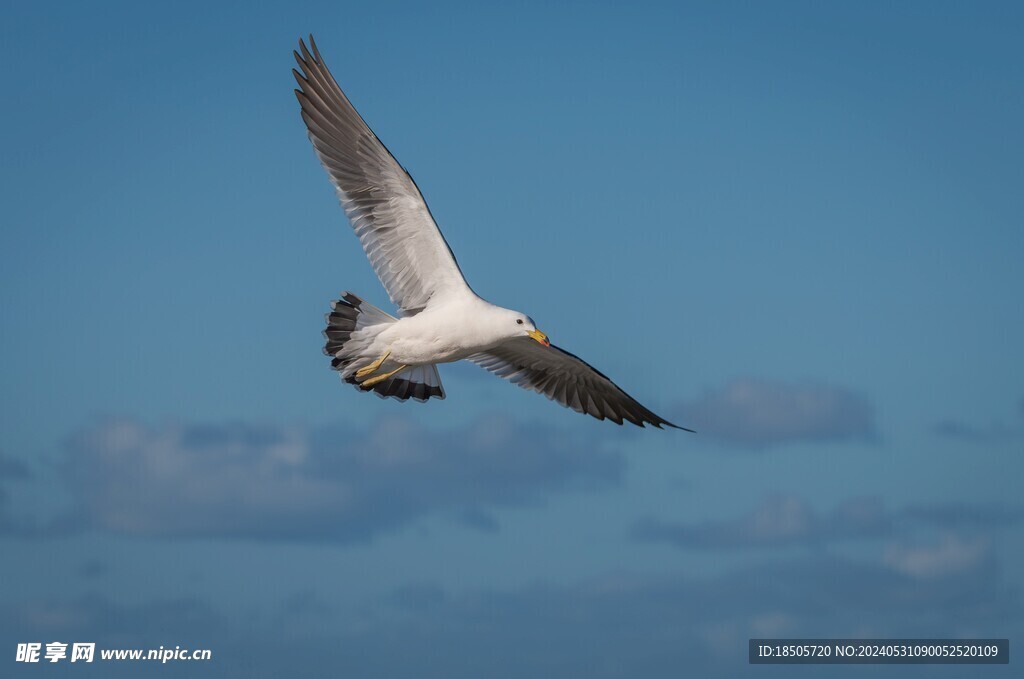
632,494 -> 1020,551
931,395 -> 1024,443
931,420 -> 1022,443
58,415 -> 624,543
632,494 -> 892,549
676,379 -> 876,449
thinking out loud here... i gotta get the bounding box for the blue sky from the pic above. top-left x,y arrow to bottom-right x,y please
2,1 -> 1022,676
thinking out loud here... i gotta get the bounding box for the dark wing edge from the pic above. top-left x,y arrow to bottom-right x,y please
470,340 -> 693,431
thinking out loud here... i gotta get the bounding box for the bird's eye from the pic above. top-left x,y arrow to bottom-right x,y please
516,319 -> 524,325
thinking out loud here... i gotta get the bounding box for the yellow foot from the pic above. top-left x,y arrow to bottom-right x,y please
355,350 -> 391,379
360,364 -> 408,389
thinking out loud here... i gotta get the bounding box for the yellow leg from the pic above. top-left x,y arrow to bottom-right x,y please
360,364 -> 408,389
355,350 -> 391,378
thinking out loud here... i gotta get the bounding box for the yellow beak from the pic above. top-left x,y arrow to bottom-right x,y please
527,329 -> 550,347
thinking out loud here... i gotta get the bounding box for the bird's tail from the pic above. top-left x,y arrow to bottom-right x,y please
323,292 -> 445,402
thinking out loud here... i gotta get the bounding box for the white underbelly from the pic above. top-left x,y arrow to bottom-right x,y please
369,298 -> 506,366
376,322 -> 480,366
390,338 -> 468,365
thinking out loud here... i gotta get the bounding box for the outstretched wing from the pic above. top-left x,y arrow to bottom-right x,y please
293,36 -> 472,314
469,338 -> 689,429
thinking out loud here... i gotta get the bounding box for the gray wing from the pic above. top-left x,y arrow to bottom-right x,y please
293,36 -> 472,314
469,338 -> 690,430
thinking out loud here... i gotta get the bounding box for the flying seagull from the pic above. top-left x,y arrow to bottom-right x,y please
293,36 -> 689,430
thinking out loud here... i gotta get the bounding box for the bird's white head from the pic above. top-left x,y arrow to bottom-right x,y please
501,308 -> 550,347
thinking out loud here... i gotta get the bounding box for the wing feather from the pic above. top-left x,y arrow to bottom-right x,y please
293,36 -> 472,313
469,339 -> 690,430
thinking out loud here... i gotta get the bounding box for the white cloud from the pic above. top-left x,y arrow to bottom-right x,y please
883,534 -> 991,579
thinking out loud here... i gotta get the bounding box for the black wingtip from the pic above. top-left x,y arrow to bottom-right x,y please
654,419 -> 696,433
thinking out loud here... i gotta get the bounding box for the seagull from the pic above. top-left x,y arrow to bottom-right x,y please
293,36 -> 689,430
